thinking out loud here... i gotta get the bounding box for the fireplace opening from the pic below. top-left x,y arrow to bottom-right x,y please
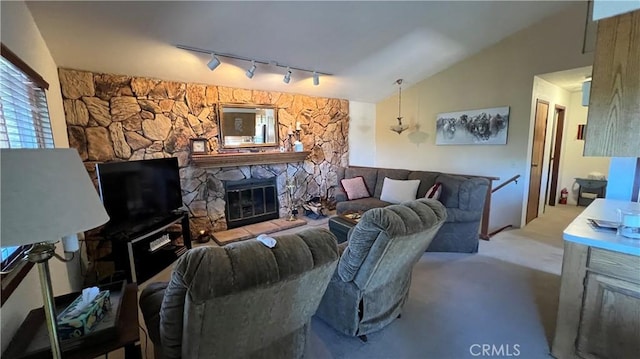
224,178 -> 279,229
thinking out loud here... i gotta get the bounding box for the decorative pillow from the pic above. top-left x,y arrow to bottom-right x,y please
379,177 -> 420,204
425,182 -> 443,200
340,176 -> 371,200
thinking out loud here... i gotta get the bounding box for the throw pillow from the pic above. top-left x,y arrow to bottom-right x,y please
379,177 -> 420,204
341,176 -> 371,200
425,182 -> 443,200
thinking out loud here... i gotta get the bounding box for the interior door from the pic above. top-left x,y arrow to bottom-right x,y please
547,106 -> 565,206
526,100 -> 549,224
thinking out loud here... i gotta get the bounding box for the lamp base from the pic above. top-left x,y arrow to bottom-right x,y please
25,243 -> 63,359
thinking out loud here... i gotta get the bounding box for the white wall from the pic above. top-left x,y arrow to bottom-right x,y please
0,1 -> 79,352
348,101 -> 376,166
558,91 -> 611,205
528,77 -> 571,217
372,4 -> 592,230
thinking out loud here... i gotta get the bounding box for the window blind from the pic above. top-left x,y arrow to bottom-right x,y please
0,56 -> 54,149
0,53 -> 54,270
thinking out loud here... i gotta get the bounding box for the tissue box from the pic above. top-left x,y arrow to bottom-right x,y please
57,290 -> 111,340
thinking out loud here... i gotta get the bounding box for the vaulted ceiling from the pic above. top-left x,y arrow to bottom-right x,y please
26,1 -> 578,102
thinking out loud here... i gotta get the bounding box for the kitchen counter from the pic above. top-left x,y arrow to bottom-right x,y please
563,198 -> 640,256
553,198 -> 640,359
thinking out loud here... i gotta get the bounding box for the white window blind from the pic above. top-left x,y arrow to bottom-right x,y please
0,52 -> 53,270
0,56 -> 54,149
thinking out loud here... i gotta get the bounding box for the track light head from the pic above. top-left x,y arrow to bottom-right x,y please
207,54 -> 221,71
313,71 -> 319,86
283,68 -> 292,84
246,61 -> 256,79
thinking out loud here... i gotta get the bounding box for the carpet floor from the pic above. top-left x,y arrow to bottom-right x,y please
305,205 -> 583,359
127,205 -> 583,359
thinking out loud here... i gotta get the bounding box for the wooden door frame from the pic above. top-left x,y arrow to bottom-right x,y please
526,99 -> 550,224
547,105 -> 566,206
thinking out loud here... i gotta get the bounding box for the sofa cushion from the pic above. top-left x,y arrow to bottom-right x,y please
380,177 -> 420,204
345,167 -> 378,195
341,176 -> 371,200
425,182 -> 442,200
374,168 -> 410,198
336,197 -> 390,214
408,171 -> 440,198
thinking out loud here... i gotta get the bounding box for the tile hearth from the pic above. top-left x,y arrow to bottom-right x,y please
212,218 -> 307,245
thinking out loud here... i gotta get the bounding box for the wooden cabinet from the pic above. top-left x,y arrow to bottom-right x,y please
577,273 -> 640,359
584,10 -> 640,157
552,242 -> 640,359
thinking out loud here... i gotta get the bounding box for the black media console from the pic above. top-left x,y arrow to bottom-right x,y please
107,211 -> 192,284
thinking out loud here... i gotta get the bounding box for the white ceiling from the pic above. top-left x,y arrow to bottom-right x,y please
25,1 -> 577,103
538,66 -> 593,92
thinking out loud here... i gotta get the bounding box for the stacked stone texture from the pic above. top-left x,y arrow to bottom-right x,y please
60,68 -> 349,236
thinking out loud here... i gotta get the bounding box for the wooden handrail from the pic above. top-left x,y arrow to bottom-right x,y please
492,175 -> 521,193
481,174 -> 521,240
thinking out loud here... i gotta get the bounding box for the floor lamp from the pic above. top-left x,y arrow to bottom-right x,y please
0,149 -> 109,358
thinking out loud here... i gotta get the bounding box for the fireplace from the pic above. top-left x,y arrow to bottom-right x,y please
224,178 -> 279,229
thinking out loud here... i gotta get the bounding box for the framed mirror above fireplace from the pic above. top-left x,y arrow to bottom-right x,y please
218,103 -> 278,148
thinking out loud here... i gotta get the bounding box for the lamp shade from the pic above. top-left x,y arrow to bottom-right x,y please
1,149 -> 109,247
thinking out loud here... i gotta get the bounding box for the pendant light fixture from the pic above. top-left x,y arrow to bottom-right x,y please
390,79 -> 409,134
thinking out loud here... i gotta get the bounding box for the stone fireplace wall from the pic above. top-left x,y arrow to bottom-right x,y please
59,68 -> 349,235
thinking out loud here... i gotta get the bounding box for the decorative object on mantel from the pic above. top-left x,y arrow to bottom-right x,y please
287,120 -> 304,151
390,79 -> 409,135
0,149 -> 110,359
189,138 -> 209,156
435,106 -> 510,145
176,44 -> 332,86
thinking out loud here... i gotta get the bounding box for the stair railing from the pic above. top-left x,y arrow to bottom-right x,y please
483,174 -> 521,239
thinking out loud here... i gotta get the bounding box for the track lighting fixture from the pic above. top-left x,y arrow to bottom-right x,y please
207,54 -> 221,71
176,44 -> 332,85
246,60 -> 256,79
283,68 -> 292,84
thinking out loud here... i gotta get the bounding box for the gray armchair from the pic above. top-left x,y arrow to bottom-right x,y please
315,198 -> 447,340
139,228 -> 339,359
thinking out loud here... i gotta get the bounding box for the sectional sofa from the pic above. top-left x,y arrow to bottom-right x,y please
334,166 -> 490,253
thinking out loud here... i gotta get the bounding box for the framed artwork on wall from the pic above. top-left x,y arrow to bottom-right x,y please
190,138 -> 209,155
435,106 -> 510,145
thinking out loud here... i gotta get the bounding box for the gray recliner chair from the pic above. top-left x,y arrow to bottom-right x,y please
139,228 -> 339,359
315,198 -> 446,340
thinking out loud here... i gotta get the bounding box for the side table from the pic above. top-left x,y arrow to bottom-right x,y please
2,283 -> 141,359
575,178 -> 607,207
328,213 -> 362,244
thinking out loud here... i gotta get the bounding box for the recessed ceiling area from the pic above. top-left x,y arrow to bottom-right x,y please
538,66 -> 593,92
25,1 -> 577,102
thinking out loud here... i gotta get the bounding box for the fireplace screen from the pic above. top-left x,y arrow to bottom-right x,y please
224,178 -> 279,229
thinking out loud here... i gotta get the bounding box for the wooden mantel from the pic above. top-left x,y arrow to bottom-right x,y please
191,151 -> 311,168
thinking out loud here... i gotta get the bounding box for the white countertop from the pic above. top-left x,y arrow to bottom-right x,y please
563,198 -> 640,256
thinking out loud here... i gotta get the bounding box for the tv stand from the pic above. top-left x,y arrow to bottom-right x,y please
108,212 -> 191,284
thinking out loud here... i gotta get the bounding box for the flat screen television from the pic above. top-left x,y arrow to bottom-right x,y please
96,158 -> 183,233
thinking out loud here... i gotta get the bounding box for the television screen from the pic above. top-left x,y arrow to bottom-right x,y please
96,158 -> 183,229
